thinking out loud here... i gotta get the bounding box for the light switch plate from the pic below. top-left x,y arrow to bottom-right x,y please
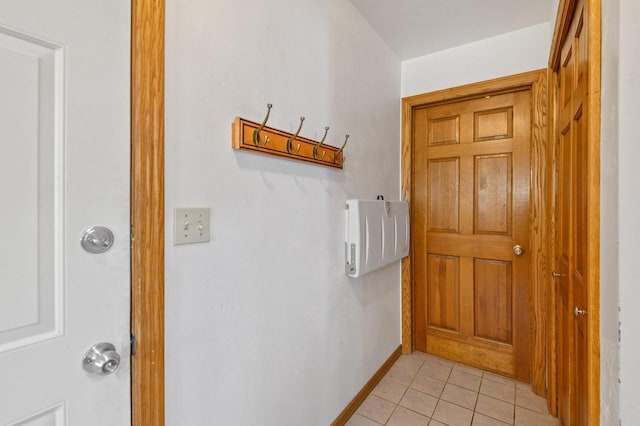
174,207 -> 210,245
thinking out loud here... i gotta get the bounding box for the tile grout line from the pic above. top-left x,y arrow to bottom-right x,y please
396,356 -> 434,424
352,353 -> 556,426
383,376 -> 412,426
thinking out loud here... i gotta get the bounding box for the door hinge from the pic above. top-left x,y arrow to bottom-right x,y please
618,321 -> 621,343
618,305 -> 622,343
130,224 -> 134,248
130,333 -> 137,356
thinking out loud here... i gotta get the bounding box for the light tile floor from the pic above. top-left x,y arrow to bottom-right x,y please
346,352 -> 558,426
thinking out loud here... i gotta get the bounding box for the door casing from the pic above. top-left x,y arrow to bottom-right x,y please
401,70 -> 549,397
131,1 -> 165,425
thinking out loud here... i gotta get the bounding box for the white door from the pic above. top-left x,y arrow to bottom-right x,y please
0,1 -> 131,425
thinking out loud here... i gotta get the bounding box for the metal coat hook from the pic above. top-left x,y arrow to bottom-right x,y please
253,103 -> 272,147
313,126 -> 330,160
286,116 -> 305,154
334,134 -> 349,164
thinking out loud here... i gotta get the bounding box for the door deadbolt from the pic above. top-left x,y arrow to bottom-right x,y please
81,226 -> 114,254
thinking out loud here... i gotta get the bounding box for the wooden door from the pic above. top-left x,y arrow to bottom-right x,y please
0,1 -> 131,424
413,90 -> 531,381
555,0 -> 590,424
571,6 -> 590,423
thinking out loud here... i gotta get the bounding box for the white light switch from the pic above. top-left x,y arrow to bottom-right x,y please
174,207 -> 210,245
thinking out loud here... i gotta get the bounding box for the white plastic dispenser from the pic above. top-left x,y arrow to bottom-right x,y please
344,199 -> 410,278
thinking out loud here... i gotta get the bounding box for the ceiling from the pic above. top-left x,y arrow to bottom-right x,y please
349,0 -> 555,60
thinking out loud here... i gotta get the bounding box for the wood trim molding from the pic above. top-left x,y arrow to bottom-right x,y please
549,0 -> 577,69
545,69 -> 559,417
402,70 -> 546,108
529,71 -> 549,397
331,346 -> 402,426
131,1 -> 165,425
586,0 -> 602,423
400,70 -> 549,395
401,100 -> 413,355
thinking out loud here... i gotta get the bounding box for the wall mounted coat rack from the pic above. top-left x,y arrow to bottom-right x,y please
232,104 -> 348,169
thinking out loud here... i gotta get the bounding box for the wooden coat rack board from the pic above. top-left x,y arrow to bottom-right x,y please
232,104 -> 347,169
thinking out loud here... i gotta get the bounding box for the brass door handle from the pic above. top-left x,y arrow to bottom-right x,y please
574,306 -> 587,317
552,271 -> 566,278
512,245 -> 524,256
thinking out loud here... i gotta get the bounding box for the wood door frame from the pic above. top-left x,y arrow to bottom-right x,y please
547,0 -> 601,422
131,1 -> 165,425
401,69 -> 549,396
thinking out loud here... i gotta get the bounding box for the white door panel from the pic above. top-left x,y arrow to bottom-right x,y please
0,1 -> 130,425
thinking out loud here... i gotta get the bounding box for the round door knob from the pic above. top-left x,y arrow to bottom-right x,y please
574,306 -> 587,317
83,342 -> 121,375
512,245 -> 524,256
552,271 -> 567,278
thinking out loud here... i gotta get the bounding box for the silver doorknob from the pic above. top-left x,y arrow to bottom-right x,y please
82,342 -> 121,375
552,271 -> 567,278
512,245 -> 524,256
574,306 -> 587,317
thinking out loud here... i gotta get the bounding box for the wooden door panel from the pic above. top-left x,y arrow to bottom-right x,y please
414,90 -> 531,380
429,115 -> 460,146
557,289 -> 571,423
560,48 -> 574,129
474,259 -> 513,343
575,11 -> 587,102
574,107 -> 587,278
474,107 -> 513,141
427,254 -> 460,331
474,154 -> 512,235
574,312 -> 588,424
428,158 -> 460,233
560,128 -> 572,267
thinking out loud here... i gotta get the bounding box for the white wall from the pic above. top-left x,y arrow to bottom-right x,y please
549,0 -> 560,38
617,0 -> 640,422
600,0 -> 620,423
401,23 -> 551,97
164,1 -> 401,425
